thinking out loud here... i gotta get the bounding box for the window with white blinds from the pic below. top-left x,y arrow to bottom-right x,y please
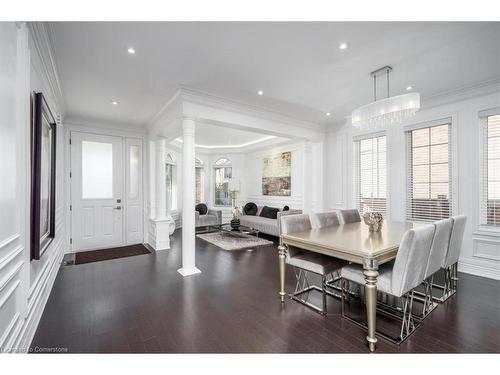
406,122 -> 451,222
354,135 -> 387,216
480,112 -> 500,227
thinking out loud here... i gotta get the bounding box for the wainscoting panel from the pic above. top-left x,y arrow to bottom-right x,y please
473,238 -> 500,261
0,232 -> 24,349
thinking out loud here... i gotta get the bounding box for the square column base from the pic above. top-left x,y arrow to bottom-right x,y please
148,217 -> 175,251
177,267 -> 202,277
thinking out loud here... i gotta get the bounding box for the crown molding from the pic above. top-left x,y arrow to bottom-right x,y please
422,77 -> 500,110
148,86 -> 326,133
27,22 -> 65,117
178,86 -> 324,130
148,88 -> 183,126
64,116 -> 147,136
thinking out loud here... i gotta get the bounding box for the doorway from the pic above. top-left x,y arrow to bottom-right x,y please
69,131 -> 143,251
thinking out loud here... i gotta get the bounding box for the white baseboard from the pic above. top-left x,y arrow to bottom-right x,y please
458,258 -> 500,280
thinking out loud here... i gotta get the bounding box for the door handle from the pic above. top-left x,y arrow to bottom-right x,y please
114,206 -> 122,210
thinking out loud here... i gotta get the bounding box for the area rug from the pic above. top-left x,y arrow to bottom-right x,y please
74,244 -> 151,265
196,231 -> 273,251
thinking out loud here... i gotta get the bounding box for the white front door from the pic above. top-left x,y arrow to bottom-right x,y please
71,132 -> 124,251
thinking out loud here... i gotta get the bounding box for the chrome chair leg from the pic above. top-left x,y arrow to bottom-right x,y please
290,268 -> 339,315
341,284 -> 420,345
414,265 -> 458,304
430,264 -> 457,302
399,291 -> 415,341
322,275 -> 327,313
418,276 -> 437,318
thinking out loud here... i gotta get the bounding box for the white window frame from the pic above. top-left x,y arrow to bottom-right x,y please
165,153 -> 177,212
213,157 -> 232,207
353,131 -> 387,217
405,117 -> 453,222
479,107 -> 500,231
195,158 -> 205,204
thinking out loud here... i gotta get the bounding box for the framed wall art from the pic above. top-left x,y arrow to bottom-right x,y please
262,151 -> 291,196
30,92 -> 57,260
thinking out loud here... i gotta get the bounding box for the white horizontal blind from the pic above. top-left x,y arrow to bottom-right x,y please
406,122 -> 451,222
480,113 -> 500,227
354,135 -> 387,216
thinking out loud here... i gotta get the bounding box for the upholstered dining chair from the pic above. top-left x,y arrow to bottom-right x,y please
432,215 -> 467,302
310,212 -> 344,293
419,218 -> 453,316
340,209 -> 361,224
340,224 -> 436,343
310,211 -> 340,229
280,214 -> 346,315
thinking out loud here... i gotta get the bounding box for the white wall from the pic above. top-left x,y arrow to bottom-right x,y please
244,142 -> 304,211
168,139 -> 325,227
0,23 -> 67,352
326,90 -> 500,280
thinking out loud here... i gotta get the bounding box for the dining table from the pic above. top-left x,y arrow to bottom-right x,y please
278,220 -> 417,352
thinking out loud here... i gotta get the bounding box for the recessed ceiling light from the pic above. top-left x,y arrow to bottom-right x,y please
339,43 -> 348,50
406,85 -> 413,91
127,47 -> 136,54
111,100 -> 118,105
257,90 -> 264,96
326,112 -> 331,116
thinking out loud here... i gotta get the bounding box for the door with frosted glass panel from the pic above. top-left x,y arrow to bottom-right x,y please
71,132 -> 124,250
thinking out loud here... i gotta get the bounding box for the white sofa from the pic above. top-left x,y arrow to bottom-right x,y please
240,205 -> 302,237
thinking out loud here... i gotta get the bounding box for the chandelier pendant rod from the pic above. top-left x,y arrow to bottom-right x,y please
370,65 -> 392,101
386,68 -> 390,98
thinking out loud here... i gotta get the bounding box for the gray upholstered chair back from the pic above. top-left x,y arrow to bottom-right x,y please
391,224 -> 435,297
280,213 -> 311,235
340,209 -> 361,224
311,212 -> 340,229
280,214 -> 311,260
442,215 -> 467,268
424,219 -> 453,279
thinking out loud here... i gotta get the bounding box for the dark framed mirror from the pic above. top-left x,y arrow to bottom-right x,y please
30,92 -> 57,260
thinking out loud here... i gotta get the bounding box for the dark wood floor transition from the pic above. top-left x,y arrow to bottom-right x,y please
32,230 -> 500,353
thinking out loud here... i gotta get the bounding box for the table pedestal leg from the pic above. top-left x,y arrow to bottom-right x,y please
363,264 -> 379,352
278,244 -> 287,303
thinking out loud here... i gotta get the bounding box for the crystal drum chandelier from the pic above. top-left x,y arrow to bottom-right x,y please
351,66 -> 420,130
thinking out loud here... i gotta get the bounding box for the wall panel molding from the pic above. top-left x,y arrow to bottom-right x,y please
14,246 -> 64,352
472,238 -> 500,262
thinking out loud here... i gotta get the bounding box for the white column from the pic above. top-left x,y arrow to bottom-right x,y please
178,118 -> 201,277
147,138 -> 174,251
155,139 -> 167,220
302,140 -> 313,214
148,139 -> 156,220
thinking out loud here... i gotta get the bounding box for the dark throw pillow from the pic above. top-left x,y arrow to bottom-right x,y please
243,202 -> 258,216
283,205 -> 290,211
195,203 -> 208,215
260,206 -> 279,220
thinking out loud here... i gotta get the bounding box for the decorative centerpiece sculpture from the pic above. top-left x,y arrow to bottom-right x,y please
231,206 -> 242,231
363,211 -> 384,232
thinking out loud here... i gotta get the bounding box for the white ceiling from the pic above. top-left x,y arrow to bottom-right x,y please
50,22 -> 500,127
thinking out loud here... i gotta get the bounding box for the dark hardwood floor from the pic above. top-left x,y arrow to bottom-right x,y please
31,230 -> 500,353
